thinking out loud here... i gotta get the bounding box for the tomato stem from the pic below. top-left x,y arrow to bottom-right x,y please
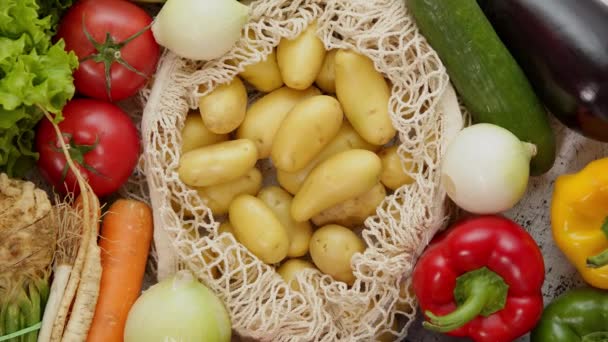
51,133 -> 105,183
79,14 -> 153,101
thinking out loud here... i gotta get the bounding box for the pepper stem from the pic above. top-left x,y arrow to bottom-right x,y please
581,332 -> 608,342
587,250 -> 608,268
587,217 -> 608,268
423,267 -> 509,333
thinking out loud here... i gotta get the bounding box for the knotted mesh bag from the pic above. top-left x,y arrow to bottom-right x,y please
135,0 -> 464,340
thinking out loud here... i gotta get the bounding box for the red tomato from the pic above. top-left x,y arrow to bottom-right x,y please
56,0 -> 160,102
35,98 -> 141,197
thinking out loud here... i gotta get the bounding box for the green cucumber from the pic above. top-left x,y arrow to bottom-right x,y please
409,0 -> 556,175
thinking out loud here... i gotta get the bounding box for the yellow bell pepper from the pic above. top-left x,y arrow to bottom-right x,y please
551,158 -> 608,290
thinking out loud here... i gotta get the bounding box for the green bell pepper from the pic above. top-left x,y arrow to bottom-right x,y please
531,287 -> 608,342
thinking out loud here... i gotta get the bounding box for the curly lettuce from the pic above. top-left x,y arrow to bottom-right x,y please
0,0 -> 78,176
36,0 -> 75,34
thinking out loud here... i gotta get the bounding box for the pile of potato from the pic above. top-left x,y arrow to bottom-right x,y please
178,22 -> 414,287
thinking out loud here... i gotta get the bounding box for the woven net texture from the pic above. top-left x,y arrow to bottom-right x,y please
130,0 -> 465,340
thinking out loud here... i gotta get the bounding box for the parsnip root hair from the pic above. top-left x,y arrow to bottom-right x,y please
37,109 -> 102,342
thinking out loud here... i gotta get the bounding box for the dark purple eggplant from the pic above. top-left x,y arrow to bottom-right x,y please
479,0 -> 608,142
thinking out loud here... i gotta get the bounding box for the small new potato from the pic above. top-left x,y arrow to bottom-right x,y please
196,168 -> 263,215
309,224 -> 366,285
257,186 -> 312,258
378,146 -> 415,190
277,121 -> 379,194
277,21 -> 326,90
271,95 -> 343,172
198,76 -> 248,134
218,221 -> 235,235
239,49 -> 284,92
178,139 -> 258,187
277,259 -> 316,291
312,182 -> 386,228
335,49 -> 396,145
315,49 -> 337,93
291,149 -> 382,222
236,86 -> 321,158
181,111 -> 229,153
229,195 -> 289,264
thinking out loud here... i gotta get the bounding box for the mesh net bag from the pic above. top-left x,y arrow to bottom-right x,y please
136,0 -> 464,340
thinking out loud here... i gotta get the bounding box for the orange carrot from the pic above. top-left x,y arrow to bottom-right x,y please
86,199 -> 153,342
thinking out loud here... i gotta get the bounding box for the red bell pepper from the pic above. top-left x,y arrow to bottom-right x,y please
412,215 -> 545,342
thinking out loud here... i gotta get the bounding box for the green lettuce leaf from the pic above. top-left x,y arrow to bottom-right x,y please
0,0 -> 78,176
36,0 -> 75,34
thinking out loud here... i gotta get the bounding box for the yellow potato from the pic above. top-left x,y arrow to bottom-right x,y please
198,76 -> 248,134
271,95 -> 343,172
277,21 -> 326,90
277,259 -> 316,291
315,49 -> 337,94
377,321 -> 402,342
334,49 -> 396,145
396,280 -> 416,314
218,221 -> 235,235
196,168 -> 263,215
178,139 -> 258,187
236,86 -> 321,158
181,111 -> 229,153
291,149 -> 382,222
378,146 -> 415,190
277,121 -> 379,194
309,224 -> 365,285
312,183 -> 386,228
257,186 -> 313,258
239,49 -> 284,92
228,194 -> 289,264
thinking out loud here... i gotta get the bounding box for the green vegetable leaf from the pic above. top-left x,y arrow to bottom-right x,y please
36,0 -> 75,34
0,0 -> 78,176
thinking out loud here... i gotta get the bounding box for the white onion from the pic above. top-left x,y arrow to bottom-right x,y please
151,0 -> 250,61
124,270 -> 231,342
441,123 -> 536,214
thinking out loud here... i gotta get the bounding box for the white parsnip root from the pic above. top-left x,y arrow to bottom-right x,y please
39,198 -> 83,342
39,265 -> 70,341
37,109 -> 102,342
